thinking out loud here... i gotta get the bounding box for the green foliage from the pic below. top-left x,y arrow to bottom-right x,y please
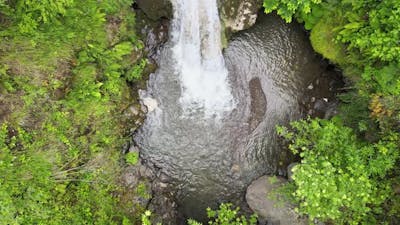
337,0 -> 400,63
310,16 -> 346,65
337,92 -> 372,134
263,0 -> 322,23
278,118 -> 399,224
0,125 -> 54,224
126,152 -> 139,165
0,64 -> 15,92
140,211 -> 162,225
127,59 -> 148,82
267,1 -> 400,223
141,211 -> 153,225
295,1 -> 327,30
188,203 -> 257,225
136,182 -> 151,200
0,0 -> 146,224
361,64 -> 400,96
139,203 -> 257,225
187,220 -> 203,225
7,0 -> 74,34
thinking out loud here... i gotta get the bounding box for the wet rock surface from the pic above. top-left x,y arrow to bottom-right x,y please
136,0 -> 173,20
219,0 -> 263,33
148,178 -> 178,225
246,176 -> 307,225
136,13 -> 170,59
120,147 -> 179,224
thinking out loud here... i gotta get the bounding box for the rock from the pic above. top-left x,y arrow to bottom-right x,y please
133,180 -> 153,207
139,165 -> 155,179
119,175 -> 152,217
148,195 -> 178,225
148,180 -> 178,225
287,163 -> 298,181
144,19 -> 170,58
246,176 -> 307,225
122,167 -> 140,187
136,0 -> 173,20
323,102 -> 338,119
220,0 -> 263,33
128,145 -> 140,153
158,172 -> 172,183
141,97 -> 158,113
129,105 -> 140,116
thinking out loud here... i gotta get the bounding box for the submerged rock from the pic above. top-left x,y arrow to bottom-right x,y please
246,176 -> 307,225
248,77 -> 267,132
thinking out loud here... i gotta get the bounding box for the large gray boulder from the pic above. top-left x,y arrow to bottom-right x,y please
246,176 -> 307,225
219,0 -> 263,32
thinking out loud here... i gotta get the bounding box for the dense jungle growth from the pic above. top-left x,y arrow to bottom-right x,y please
265,0 -> 400,224
0,0 -> 146,224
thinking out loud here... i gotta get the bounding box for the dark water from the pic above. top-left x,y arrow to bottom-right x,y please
135,13 -> 337,221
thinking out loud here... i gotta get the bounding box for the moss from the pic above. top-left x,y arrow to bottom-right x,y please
310,17 -> 347,65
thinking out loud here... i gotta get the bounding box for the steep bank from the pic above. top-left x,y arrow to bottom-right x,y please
0,1 -> 152,224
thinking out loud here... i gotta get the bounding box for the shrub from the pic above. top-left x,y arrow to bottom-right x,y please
263,0 -> 322,23
188,203 -> 257,225
126,152 -> 139,165
277,118 -> 399,224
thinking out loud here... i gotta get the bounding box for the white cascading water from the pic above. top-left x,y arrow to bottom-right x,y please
171,0 -> 235,117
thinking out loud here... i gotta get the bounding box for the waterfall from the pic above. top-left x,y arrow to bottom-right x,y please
171,0 -> 235,118
136,9 -> 339,220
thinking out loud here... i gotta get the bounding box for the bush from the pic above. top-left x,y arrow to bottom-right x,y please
263,0 -> 322,23
188,203 -> 257,225
336,0 -> 400,63
277,118 -> 399,224
266,1 -> 400,223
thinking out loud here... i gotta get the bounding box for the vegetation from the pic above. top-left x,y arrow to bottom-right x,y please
263,0 -> 322,23
189,203 -> 257,225
139,203 -> 257,225
278,119 -> 398,224
265,0 -> 400,224
0,0 -> 146,224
